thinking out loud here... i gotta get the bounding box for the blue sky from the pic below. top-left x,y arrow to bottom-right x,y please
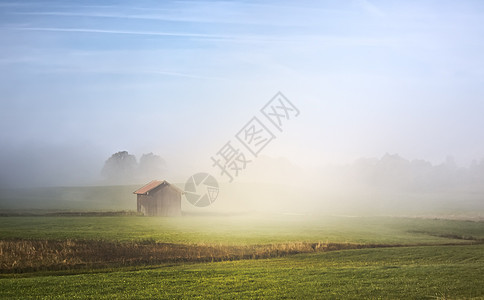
1,0 -> 484,186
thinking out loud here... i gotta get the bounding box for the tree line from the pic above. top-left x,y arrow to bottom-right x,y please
101,151 -> 166,184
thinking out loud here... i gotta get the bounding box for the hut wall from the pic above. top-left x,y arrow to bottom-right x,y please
137,194 -> 157,216
155,185 -> 181,216
137,185 -> 181,216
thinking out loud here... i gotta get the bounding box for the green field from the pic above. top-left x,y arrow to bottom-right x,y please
0,214 -> 483,244
2,245 -> 484,299
0,213 -> 484,298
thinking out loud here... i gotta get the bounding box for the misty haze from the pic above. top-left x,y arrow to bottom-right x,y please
1,0 -> 483,298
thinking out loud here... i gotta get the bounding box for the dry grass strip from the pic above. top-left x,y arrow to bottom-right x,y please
0,240 -> 384,273
2,239 -> 480,274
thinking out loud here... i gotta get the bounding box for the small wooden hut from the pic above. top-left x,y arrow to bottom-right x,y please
133,180 -> 182,216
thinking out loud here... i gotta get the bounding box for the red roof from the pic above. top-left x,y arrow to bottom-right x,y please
133,180 -> 166,195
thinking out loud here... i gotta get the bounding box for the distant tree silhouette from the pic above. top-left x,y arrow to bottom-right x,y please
101,151 -> 137,183
138,153 -> 166,180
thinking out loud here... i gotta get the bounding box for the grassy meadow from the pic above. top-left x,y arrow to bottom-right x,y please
0,214 -> 483,244
0,186 -> 483,298
2,245 -> 484,299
